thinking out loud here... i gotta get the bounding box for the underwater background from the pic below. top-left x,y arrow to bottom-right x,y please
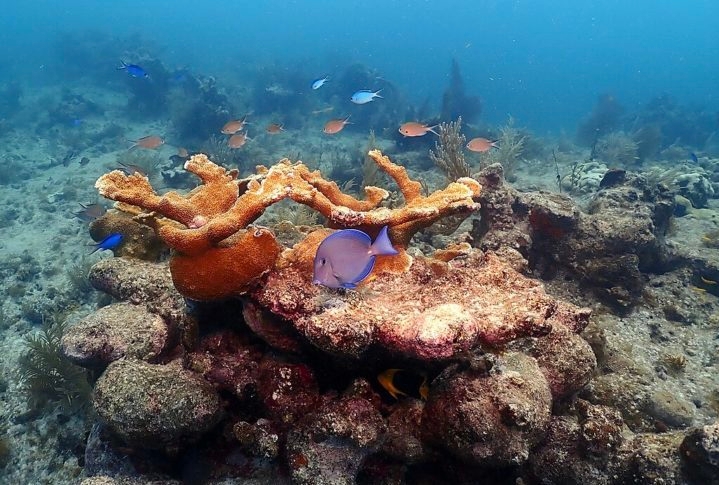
1,0 -> 719,483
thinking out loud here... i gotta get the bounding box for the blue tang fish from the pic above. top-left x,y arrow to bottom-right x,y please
689,152 -> 698,163
350,89 -> 382,104
90,233 -> 123,254
312,76 -> 329,90
117,60 -> 149,78
313,226 -> 398,289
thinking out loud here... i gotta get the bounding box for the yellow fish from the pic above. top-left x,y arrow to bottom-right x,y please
377,369 -> 429,401
378,369 -> 407,400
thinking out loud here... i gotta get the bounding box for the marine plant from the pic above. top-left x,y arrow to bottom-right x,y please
201,134 -> 243,169
116,149 -> 164,181
361,130 -> 385,190
123,57 -> 172,119
481,117 -> 526,181
594,131 -> 639,166
65,258 -> 96,301
634,94 -> 716,149
631,123 -> 662,161
644,165 -> 686,189
268,200 -> 320,227
429,117 -> 470,182
660,352 -> 687,376
169,75 -> 233,145
17,316 -> 92,411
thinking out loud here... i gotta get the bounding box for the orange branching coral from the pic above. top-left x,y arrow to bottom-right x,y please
97,154 -> 239,230
95,150 -> 481,301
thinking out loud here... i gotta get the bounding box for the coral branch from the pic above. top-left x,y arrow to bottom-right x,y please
367,149 -> 423,203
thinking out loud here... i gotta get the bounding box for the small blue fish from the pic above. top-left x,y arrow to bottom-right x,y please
90,233 -> 123,254
689,152 -> 698,163
350,89 -> 382,104
313,226 -> 398,289
312,76 -> 329,90
117,60 -> 149,79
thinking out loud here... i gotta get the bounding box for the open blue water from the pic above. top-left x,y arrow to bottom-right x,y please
1,0 -> 716,134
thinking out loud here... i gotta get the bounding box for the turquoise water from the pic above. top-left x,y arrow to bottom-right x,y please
2,1 -> 717,133
1,1 -> 718,483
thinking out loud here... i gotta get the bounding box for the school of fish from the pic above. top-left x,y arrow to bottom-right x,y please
87,63 -> 499,267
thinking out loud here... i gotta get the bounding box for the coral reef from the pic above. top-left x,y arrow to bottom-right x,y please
87,257 -> 197,349
93,359 -> 222,448
286,389 -> 386,484
473,162 -> 674,310
560,159 -> 609,194
254,249 -> 591,362
95,151 -> 481,300
88,211 -> 166,261
75,148 -> 607,482
61,302 -> 178,368
423,352 -> 552,467
72,143 -> 719,484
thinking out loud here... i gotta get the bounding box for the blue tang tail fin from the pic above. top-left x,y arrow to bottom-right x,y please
369,226 -> 399,256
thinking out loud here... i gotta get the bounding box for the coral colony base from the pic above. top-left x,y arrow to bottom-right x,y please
7,147 -> 701,484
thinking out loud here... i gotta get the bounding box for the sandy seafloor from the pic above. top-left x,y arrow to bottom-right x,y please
0,81 -> 718,483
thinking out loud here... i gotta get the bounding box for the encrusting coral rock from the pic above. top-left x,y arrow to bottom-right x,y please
88,257 -> 197,349
254,249 -> 592,362
93,359 -> 223,449
422,352 -> 553,467
89,211 -> 166,261
95,150 -> 481,300
61,302 -> 177,368
285,392 -> 386,484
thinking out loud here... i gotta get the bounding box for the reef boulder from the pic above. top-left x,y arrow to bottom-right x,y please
422,352 -> 552,467
93,359 -> 222,448
285,393 -> 386,484
61,302 -> 177,368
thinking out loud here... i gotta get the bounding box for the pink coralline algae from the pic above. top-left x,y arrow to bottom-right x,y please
253,249 -> 592,362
